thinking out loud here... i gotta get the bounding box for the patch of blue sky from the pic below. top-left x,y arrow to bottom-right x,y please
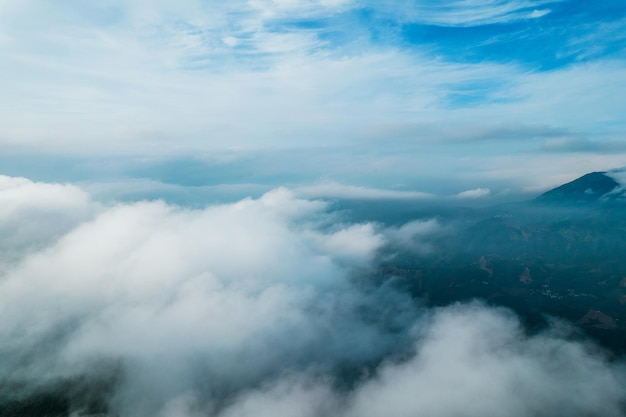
396,2 -> 626,70
364,0 -> 561,27
475,27 -> 583,70
345,7 -> 405,45
400,24 -> 524,63
267,18 -> 330,31
550,0 -> 626,22
538,1 -> 626,59
391,6 -> 600,57
443,91 -> 501,109
155,1 -> 626,73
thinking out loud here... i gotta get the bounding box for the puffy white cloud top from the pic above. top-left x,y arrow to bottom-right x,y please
0,176 -> 624,417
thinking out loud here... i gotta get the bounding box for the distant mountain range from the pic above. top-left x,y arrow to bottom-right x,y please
536,171 -> 623,203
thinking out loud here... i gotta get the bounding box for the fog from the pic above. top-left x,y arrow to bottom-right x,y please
0,176 -> 624,417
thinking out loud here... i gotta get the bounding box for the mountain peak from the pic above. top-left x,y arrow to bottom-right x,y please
536,172 -> 620,204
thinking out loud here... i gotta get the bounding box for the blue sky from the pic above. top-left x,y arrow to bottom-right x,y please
1,0 -> 626,201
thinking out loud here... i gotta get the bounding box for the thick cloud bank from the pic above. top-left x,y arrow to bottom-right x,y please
0,176 -> 624,417
223,304 -> 626,417
0,175 -> 93,266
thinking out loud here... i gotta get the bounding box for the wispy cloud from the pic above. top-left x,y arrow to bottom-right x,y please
0,1 -> 625,191
527,8 -> 551,18
541,138 -> 626,153
456,187 -> 491,199
296,182 -> 433,200
375,0 -> 559,27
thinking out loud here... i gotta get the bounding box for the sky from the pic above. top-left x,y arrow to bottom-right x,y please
1,0 -> 626,200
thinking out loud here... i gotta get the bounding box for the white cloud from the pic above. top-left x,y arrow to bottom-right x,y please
306,223 -> 386,264
456,187 -> 491,199
218,303 -> 626,417
219,375 -> 338,417
528,8 -> 551,19
384,219 -> 442,254
0,177 -> 406,416
607,169 -> 626,187
297,182 -> 434,200
0,175 -> 94,267
375,0 -> 558,27
0,176 -> 625,417
344,303 -> 626,417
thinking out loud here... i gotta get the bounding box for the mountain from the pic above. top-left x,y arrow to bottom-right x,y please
536,171 -> 620,204
372,171 -> 626,354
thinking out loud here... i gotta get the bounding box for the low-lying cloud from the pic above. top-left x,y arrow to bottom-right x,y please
0,176 -> 624,417
456,187 -> 491,199
0,175 -> 94,269
296,182 -> 434,201
220,304 -> 626,417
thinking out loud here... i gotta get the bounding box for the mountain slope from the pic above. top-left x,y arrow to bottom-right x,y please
536,172 -> 619,203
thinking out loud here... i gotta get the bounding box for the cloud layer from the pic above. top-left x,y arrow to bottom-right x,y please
0,178 -> 414,415
0,175 -> 94,269
0,176 -> 625,417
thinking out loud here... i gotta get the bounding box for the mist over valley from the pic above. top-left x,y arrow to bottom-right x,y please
2,172 -> 626,416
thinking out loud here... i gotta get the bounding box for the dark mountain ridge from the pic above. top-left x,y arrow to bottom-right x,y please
536,171 -> 620,204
